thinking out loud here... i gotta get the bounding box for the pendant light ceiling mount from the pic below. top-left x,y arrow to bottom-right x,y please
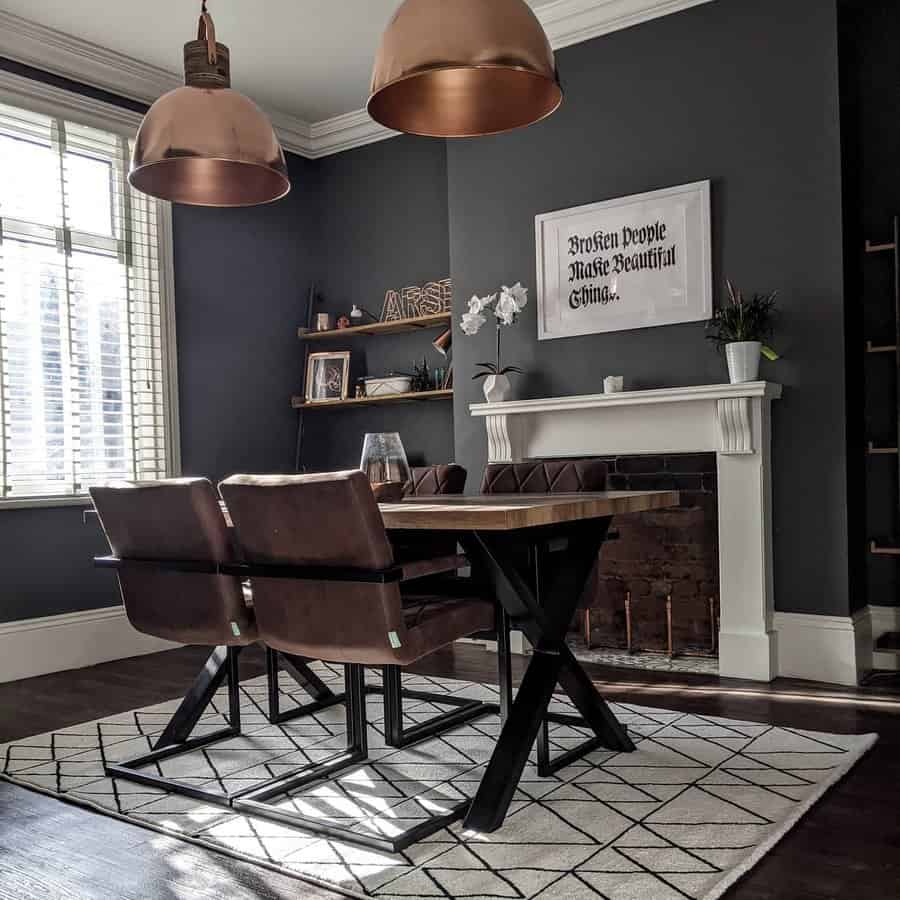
129,0 -> 289,208
368,0 -> 563,138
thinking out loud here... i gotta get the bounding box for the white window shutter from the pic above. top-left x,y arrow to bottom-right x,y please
0,100 -> 175,500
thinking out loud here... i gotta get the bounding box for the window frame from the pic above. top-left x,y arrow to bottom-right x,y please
0,70 -> 180,509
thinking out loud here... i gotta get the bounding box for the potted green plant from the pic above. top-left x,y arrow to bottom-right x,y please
707,281 -> 779,384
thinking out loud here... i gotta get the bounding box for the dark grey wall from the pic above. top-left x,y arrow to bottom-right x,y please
0,507 -> 115,620
301,136 -> 455,473
447,0 -> 850,616
174,154 -> 317,482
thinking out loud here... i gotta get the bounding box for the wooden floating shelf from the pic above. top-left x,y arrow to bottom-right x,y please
868,443 -> 899,455
291,389 -> 453,410
866,341 -> 897,354
865,240 -> 897,254
870,541 -> 900,556
867,444 -> 899,456
298,312 -> 451,341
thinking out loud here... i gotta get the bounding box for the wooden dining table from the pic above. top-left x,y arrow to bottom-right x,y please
87,488 -> 680,836
376,490 -> 680,833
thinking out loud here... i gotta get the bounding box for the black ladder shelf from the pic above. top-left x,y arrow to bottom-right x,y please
865,216 -> 900,671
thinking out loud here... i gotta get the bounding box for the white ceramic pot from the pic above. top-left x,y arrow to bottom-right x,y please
482,373 -> 512,403
725,341 -> 762,384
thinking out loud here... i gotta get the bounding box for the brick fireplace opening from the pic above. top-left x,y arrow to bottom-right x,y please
576,453 -> 720,659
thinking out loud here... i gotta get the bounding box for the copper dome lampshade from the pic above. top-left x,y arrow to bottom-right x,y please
129,2 -> 289,207
368,0 -> 562,138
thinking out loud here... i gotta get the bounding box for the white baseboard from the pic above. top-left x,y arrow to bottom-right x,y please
868,605 -> 900,672
0,606 -> 178,684
773,611 -> 867,686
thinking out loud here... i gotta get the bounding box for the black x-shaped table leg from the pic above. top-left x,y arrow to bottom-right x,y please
461,517 -> 635,834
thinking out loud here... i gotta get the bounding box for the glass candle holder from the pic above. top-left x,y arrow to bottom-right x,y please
360,432 -> 412,489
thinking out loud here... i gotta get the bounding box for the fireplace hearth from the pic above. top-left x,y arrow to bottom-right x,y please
581,453 -> 720,658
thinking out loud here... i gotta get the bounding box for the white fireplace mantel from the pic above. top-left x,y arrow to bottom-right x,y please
470,382 -> 783,681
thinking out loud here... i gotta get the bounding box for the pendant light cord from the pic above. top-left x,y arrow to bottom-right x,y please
198,0 -> 217,65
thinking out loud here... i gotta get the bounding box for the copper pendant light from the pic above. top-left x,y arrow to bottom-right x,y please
368,0 -> 562,138
130,1 -> 289,207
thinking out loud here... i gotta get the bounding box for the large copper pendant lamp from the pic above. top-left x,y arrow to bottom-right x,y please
130,2 -> 289,207
368,0 -> 562,138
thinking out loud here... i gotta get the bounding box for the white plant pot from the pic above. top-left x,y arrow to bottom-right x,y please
482,373 -> 512,403
725,341 -> 762,384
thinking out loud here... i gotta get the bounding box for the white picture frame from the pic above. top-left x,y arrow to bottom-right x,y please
535,181 -> 712,340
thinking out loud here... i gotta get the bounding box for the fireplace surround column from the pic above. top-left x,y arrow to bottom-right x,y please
470,382 -> 783,681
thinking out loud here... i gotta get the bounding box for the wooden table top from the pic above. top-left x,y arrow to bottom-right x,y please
377,491 -> 679,531
85,490 -> 679,533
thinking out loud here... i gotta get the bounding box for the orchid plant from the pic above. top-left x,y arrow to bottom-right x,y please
460,282 -> 528,382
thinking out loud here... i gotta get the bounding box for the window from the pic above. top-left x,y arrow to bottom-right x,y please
0,98 -> 177,504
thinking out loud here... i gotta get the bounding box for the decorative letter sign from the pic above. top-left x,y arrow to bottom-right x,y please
381,278 -> 452,322
535,181 -> 712,340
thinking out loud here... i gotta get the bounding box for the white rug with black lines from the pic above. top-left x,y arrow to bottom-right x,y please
0,664 -> 877,900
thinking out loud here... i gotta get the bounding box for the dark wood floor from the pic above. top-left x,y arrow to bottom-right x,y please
1,645 -> 899,899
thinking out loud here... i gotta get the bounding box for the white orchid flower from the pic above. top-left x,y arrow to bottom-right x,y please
468,293 -> 496,315
506,282 -> 529,311
494,290 -> 519,326
460,310 -> 486,335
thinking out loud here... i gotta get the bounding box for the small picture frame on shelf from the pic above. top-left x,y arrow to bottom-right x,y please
305,351 -> 350,403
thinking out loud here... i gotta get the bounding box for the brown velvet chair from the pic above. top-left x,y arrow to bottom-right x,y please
481,458 -> 608,495
89,478 -> 257,805
218,470 -> 502,852
404,463 -> 467,497
90,478 -> 351,806
397,463 -> 467,562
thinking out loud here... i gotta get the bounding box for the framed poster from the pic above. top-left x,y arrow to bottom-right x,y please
536,181 -> 712,340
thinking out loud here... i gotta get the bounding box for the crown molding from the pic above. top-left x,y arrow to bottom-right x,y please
266,109 -> 315,158
0,1 -> 716,160
306,108 -> 398,159
0,10 -> 179,103
538,0 -> 715,50
0,67 -> 143,136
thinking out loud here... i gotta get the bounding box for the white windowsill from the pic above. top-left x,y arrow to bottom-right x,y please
0,496 -> 94,511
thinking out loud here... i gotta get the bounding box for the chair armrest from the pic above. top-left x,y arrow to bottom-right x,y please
400,553 -> 468,583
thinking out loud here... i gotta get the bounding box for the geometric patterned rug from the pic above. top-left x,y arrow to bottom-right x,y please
0,664 -> 876,900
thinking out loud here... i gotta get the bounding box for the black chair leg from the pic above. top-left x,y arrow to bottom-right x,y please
154,645 -> 237,750
106,648 -> 369,814
236,662 -> 475,854
266,647 -> 348,724
378,663 -> 498,749
104,645 -> 245,808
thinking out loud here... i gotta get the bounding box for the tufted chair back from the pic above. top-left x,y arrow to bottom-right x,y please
481,459 -> 607,495
405,464 -> 467,496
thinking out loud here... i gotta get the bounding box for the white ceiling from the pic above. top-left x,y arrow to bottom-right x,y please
0,0 -> 555,122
